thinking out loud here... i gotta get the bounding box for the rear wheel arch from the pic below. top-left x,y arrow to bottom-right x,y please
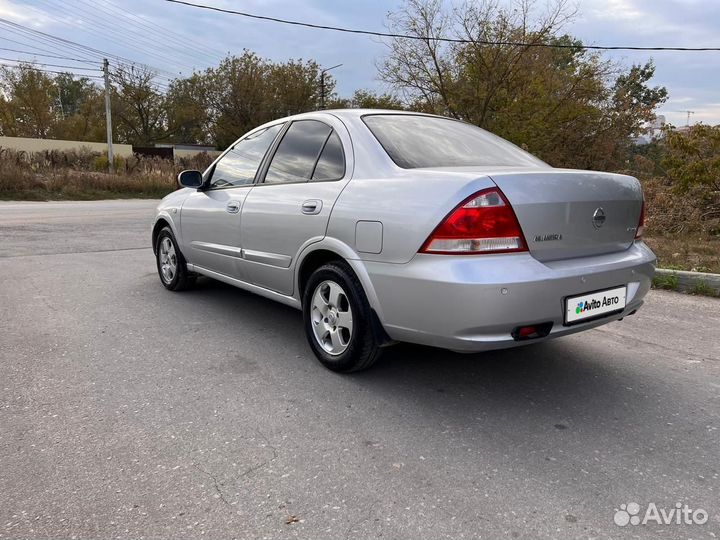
296,246 -> 393,348
298,249 -> 344,299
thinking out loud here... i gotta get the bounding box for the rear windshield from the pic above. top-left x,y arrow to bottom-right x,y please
362,114 -> 547,169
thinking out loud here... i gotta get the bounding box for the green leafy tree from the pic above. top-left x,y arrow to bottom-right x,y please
266,58 -> 323,118
202,51 -> 328,148
0,64 -> 57,137
205,51 -> 268,148
662,125 -> 720,195
53,73 -> 106,141
166,74 -> 212,144
0,65 -> 106,141
55,73 -> 97,117
349,89 -> 404,109
327,89 -> 404,110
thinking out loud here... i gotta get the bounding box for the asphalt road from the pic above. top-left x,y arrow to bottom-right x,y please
1,199 -> 719,539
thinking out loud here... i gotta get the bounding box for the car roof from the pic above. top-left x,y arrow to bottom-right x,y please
277,108 -> 444,123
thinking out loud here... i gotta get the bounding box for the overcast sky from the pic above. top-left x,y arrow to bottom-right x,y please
1,0 -> 718,126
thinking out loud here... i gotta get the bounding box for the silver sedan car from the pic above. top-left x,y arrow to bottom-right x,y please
152,110 -> 656,372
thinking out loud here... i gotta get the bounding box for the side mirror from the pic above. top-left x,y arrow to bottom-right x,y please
177,169 -> 204,189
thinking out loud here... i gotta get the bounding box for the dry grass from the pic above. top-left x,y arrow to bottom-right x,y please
640,175 -> 719,273
641,177 -> 720,236
643,234 -> 720,274
0,147 -> 213,201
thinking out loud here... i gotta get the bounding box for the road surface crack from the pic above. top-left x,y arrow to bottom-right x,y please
192,462 -> 232,507
239,429 -> 279,478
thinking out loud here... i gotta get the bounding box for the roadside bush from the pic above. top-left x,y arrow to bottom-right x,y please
641,176 -> 715,235
91,154 -> 126,172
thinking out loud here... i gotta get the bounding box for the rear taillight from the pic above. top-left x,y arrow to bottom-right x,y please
635,199 -> 645,239
420,188 -> 528,254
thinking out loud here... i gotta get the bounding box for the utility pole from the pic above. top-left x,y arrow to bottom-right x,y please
319,63 -> 342,110
103,58 -> 114,173
320,74 -> 324,110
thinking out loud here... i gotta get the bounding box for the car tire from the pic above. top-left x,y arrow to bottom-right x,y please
303,261 -> 383,372
155,226 -> 195,291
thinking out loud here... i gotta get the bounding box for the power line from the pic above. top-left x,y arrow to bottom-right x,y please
0,62 -> 103,78
0,46 -> 97,63
163,0 -> 720,52
0,35 -> 96,62
0,57 -> 101,72
85,0 -> 212,67
41,0 -> 198,76
0,24 -> 100,63
98,0 -> 225,62
0,28 -> 171,88
0,18 -> 180,78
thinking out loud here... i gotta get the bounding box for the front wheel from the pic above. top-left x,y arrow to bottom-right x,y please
155,226 -> 195,291
302,262 -> 382,372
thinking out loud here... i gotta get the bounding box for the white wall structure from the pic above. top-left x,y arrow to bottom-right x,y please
0,136 -> 134,158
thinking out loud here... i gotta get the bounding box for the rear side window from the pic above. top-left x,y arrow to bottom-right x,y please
209,124 -> 283,188
264,120 -> 333,184
362,114 -> 547,169
312,131 -> 345,181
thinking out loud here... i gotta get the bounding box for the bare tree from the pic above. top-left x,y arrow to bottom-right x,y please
111,65 -> 168,145
378,0 -> 667,170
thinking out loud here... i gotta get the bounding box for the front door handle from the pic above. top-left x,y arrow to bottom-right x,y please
226,201 -> 241,214
301,199 -> 322,215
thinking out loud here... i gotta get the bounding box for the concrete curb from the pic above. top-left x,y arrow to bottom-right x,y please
654,268 -> 720,296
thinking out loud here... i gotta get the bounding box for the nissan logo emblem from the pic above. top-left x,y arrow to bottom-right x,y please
592,207 -> 606,229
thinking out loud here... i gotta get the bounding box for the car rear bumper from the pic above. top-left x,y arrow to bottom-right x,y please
360,241 -> 656,352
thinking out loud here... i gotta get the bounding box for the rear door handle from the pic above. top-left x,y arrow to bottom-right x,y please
301,199 -> 322,215
226,201 -> 241,214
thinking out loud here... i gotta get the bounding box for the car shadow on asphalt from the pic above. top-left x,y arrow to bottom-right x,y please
356,340 -> 640,424
186,276 -> 668,436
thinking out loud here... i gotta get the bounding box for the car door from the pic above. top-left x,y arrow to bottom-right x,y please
179,123 -> 284,279
240,118 -> 350,295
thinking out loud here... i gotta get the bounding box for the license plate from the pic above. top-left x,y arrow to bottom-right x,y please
565,286 -> 627,325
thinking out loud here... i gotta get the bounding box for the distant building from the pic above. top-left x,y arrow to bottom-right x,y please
632,115 -> 666,146
154,143 -> 220,160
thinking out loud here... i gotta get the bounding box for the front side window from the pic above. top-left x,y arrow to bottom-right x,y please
209,124 -> 283,188
264,120 -> 334,184
362,114 -> 548,169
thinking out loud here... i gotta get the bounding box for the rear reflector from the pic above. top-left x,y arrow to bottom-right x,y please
511,322 -> 553,341
518,326 -> 539,338
420,188 -> 527,254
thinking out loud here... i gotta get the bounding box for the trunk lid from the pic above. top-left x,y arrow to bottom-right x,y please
487,169 -> 643,262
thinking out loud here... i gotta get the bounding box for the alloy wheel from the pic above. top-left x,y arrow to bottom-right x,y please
158,237 -> 177,284
310,280 -> 354,355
